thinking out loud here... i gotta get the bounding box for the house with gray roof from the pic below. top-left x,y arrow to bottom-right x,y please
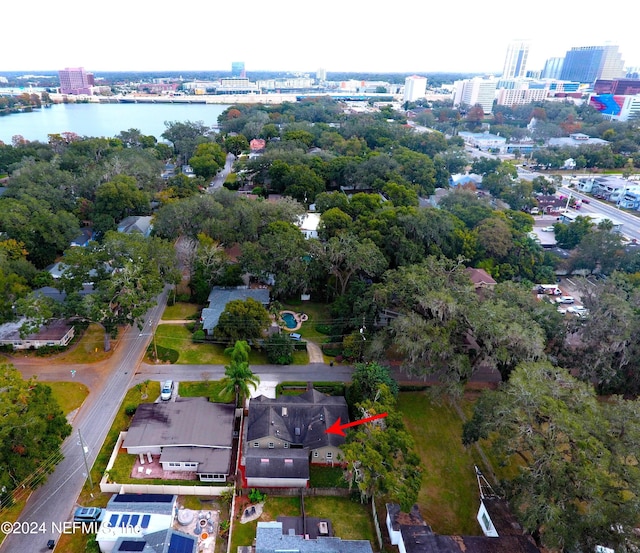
117,215 -> 153,237
244,448 -> 309,488
0,318 -> 75,350
256,521 -> 373,553
243,389 -> 349,486
548,133 -> 608,148
200,286 -> 270,335
111,529 -> 196,553
122,398 -> 235,482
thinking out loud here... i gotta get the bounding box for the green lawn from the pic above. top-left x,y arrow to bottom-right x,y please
281,301 -> 332,342
162,302 -> 202,320
42,323 -> 116,364
48,381 -> 89,415
151,324 -> 254,364
231,496 -> 301,550
304,496 -> 375,541
230,496 -> 373,547
152,323 -> 310,366
309,466 -> 348,488
397,391 -> 482,536
179,381 -> 233,403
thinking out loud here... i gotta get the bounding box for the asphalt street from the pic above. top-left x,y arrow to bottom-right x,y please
0,289 -> 168,553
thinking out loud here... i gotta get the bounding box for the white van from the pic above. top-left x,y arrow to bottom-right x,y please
160,380 -> 174,401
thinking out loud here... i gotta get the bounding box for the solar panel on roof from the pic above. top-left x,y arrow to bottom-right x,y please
129,514 -> 140,527
119,514 -> 130,527
169,533 -> 196,553
113,494 -> 173,503
117,541 -> 145,552
109,514 -> 119,527
140,515 -> 150,528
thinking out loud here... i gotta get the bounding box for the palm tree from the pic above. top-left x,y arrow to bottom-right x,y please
223,340 -> 251,365
219,360 -> 260,408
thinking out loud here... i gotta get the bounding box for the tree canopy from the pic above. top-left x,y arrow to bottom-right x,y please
0,364 -> 71,503
463,362 -> 640,552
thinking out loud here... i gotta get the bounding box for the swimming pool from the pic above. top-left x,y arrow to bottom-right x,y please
281,312 -> 297,329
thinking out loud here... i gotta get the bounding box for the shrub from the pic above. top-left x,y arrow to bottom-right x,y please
248,488 -> 267,503
315,324 -> 333,335
125,405 -> 137,417
192,329 -> 205,343
265,333 -> 294,364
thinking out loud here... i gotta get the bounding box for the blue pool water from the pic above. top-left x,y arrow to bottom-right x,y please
281,312 -> 297,329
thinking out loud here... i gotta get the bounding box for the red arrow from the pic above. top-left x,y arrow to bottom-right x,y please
325,413 -> 388,436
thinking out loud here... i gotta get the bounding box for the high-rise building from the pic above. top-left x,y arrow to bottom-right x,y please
453,77 -> 497,114
58,67 -> 92,95
403,75 -> 427,103
231,62 -> 246,78
560,45 -> 624,84
316,68 -> 327,81
502,40 -> 529,79
542,57 -> 564,80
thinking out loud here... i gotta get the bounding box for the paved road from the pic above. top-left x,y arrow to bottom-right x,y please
208,153 -> 235,191
0,289 -> 168,553
558,185 -> 640,242
133,362 -> 355,386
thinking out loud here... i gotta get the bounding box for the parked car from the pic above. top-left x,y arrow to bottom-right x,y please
556,296 -> 575,304
541,226 -> 555,232
567,306 -> 588,317
290,333 -> 302,341
160,380 -> 174,401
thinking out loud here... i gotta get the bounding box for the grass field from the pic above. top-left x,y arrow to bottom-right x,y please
397,391 -> 483,536
151,323 -> 311,365
161,302 -> 202,320
304,496 -> 375,541
178,380 -> 233,402
48,381 -> 90,415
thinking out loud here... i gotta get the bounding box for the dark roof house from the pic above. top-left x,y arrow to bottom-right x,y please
247,389 -> 348,452
122,398 -> 235,481
244,389 -> 349,486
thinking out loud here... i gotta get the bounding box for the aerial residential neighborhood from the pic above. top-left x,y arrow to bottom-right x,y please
4,26 -> 640,553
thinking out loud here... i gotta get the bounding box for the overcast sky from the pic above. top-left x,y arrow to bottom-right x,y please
5,1 -> 639,75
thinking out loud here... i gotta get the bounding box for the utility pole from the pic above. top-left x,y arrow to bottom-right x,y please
78,429 -> 93,489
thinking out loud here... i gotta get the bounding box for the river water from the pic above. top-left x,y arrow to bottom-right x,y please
0,102 -> 230,144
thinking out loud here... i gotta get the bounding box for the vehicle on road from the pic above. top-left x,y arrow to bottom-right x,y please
537,284 -> 561,295
160,380 -> 174,401
541,226 -> 555,232
567,306 -> 588,317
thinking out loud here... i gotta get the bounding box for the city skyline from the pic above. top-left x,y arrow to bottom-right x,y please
4,0 -> 640,75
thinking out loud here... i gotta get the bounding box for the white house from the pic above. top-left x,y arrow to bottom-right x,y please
297,212 -> 321,239
97,494 -> 177,553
